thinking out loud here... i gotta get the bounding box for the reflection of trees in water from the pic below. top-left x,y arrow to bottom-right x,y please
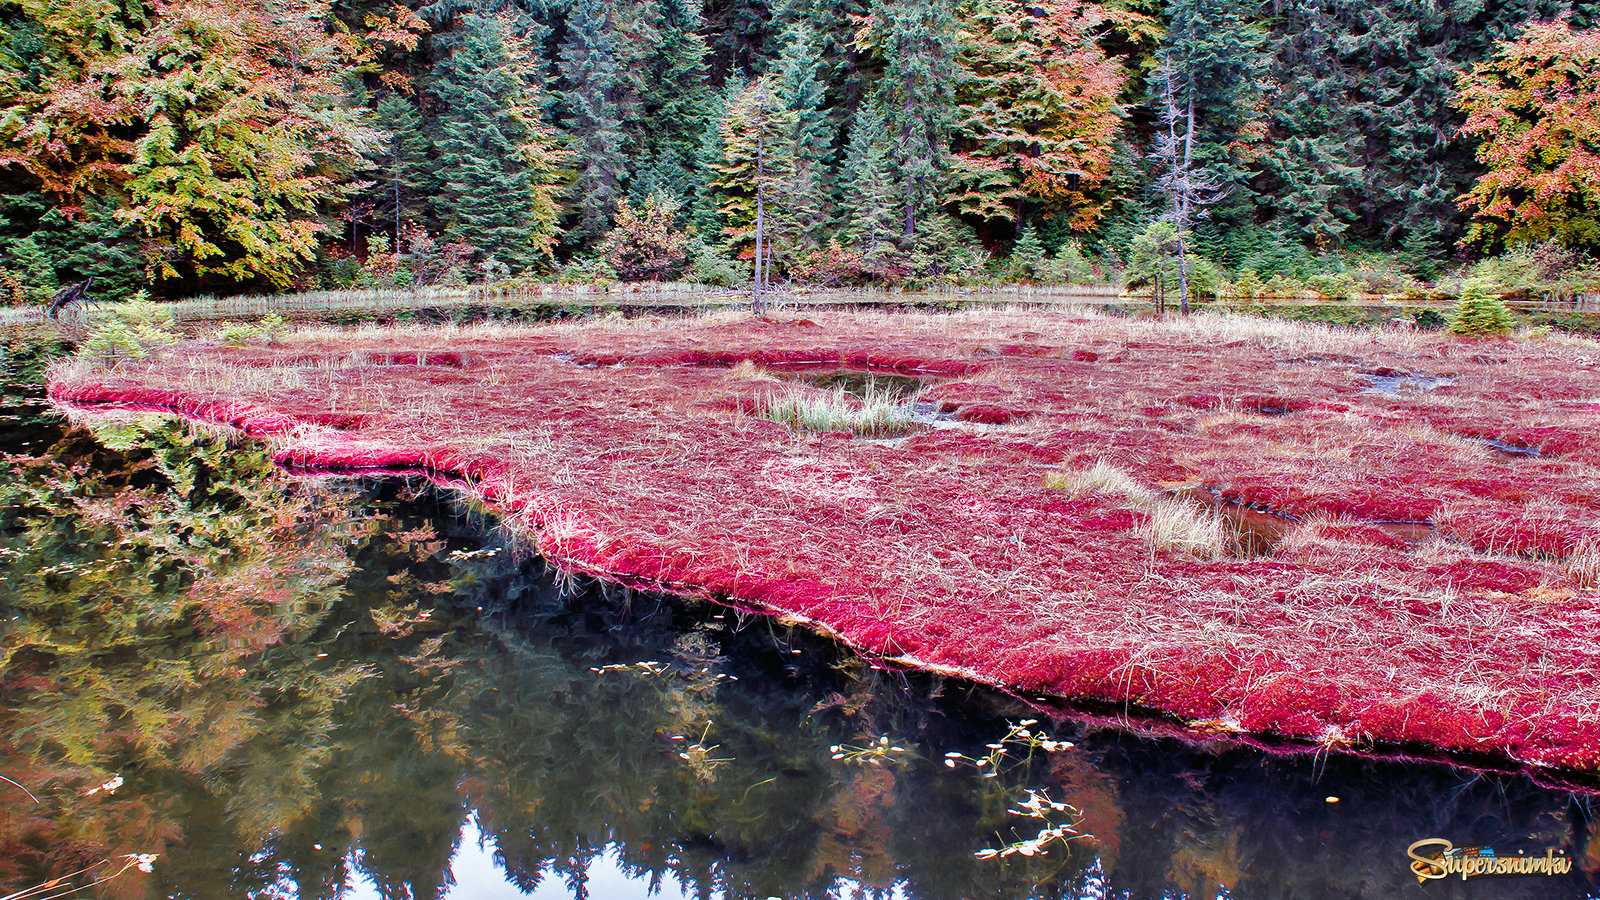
0,409 -> 1595,900
0,416 -> 379,896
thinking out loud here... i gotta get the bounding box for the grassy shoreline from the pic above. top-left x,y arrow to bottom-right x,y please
47,307 -> 1600,773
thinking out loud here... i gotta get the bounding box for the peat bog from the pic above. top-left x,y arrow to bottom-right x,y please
46,308 -> 1600,776
1,367 -> 1598,899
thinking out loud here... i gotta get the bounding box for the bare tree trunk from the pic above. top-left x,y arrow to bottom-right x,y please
1176,95 -> 1195,315
755,125 -> 766,315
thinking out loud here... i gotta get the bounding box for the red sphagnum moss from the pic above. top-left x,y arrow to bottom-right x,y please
48,310 -> 1600,771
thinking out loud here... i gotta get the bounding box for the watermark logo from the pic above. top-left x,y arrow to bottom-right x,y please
1407,839 -> 1572,882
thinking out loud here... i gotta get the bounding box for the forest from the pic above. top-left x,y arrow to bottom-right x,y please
2,0 -> 1599,301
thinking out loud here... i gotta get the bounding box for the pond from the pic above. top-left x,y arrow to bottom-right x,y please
2,328 -> 1598,900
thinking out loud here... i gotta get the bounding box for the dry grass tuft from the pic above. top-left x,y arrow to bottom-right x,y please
1045,459 -> 1158,505
1142,497 -> 1230,560
757,385 -> 913,438
1570,539 -> 1600,588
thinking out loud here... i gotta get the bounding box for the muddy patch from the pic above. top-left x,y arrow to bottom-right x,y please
1175,486 -> 1298,557
786,370 -> 929,401
1369,520 -> 1438,548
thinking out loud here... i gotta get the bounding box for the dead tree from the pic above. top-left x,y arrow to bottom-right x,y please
1152,56 -> 1227,314
46,277 -> 95,340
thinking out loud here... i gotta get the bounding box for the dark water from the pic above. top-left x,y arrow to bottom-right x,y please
3,330 -> 1599,900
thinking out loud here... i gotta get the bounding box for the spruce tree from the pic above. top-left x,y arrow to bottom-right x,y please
1155,0 -> 1267,264
429,14 -> 551,271
634,0 -> 712,207
691,84 -> 740,239
774,21 -> 832,248
839,99 -> 898,252
372,93 -> 435,243
705,0 -> 774,79
871,0 -> 956,244
44,200 -> 146,301
709,78 -> 798,257
558,0 -> 630,241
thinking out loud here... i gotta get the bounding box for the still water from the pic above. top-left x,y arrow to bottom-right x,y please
2,329 -> 1598,900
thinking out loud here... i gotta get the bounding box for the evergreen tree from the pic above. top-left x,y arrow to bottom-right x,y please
372,93 -> 435,243
838,99 -> 898,251
1248,0 -> 1593,258
633,0 -> 712,206
43,200 -> 147,300
691,83 -> 740,238
0,237 -> 55,303
0,194 -> 146,301
1155,0 -> 1266,263
705,0 -> 774,79
773,21 -> 832,248
709,78 -> 798,257
868,0 -> 956,243
430,14 -> 563,270
1007,224 -> 1048,281
773,0 -> 873,117
558,0 -> 630,241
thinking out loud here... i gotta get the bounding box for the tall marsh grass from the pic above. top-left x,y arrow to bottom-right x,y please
757,384 -> 914,438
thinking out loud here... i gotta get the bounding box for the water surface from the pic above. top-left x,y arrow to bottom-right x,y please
2,330 -> 1597,900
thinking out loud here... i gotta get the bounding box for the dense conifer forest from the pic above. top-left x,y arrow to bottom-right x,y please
2,0 -> 1599,300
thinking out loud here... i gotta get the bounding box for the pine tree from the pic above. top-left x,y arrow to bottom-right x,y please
430,14 -> 563,271
372,93 -> 435,243
839,99 -> 898,251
